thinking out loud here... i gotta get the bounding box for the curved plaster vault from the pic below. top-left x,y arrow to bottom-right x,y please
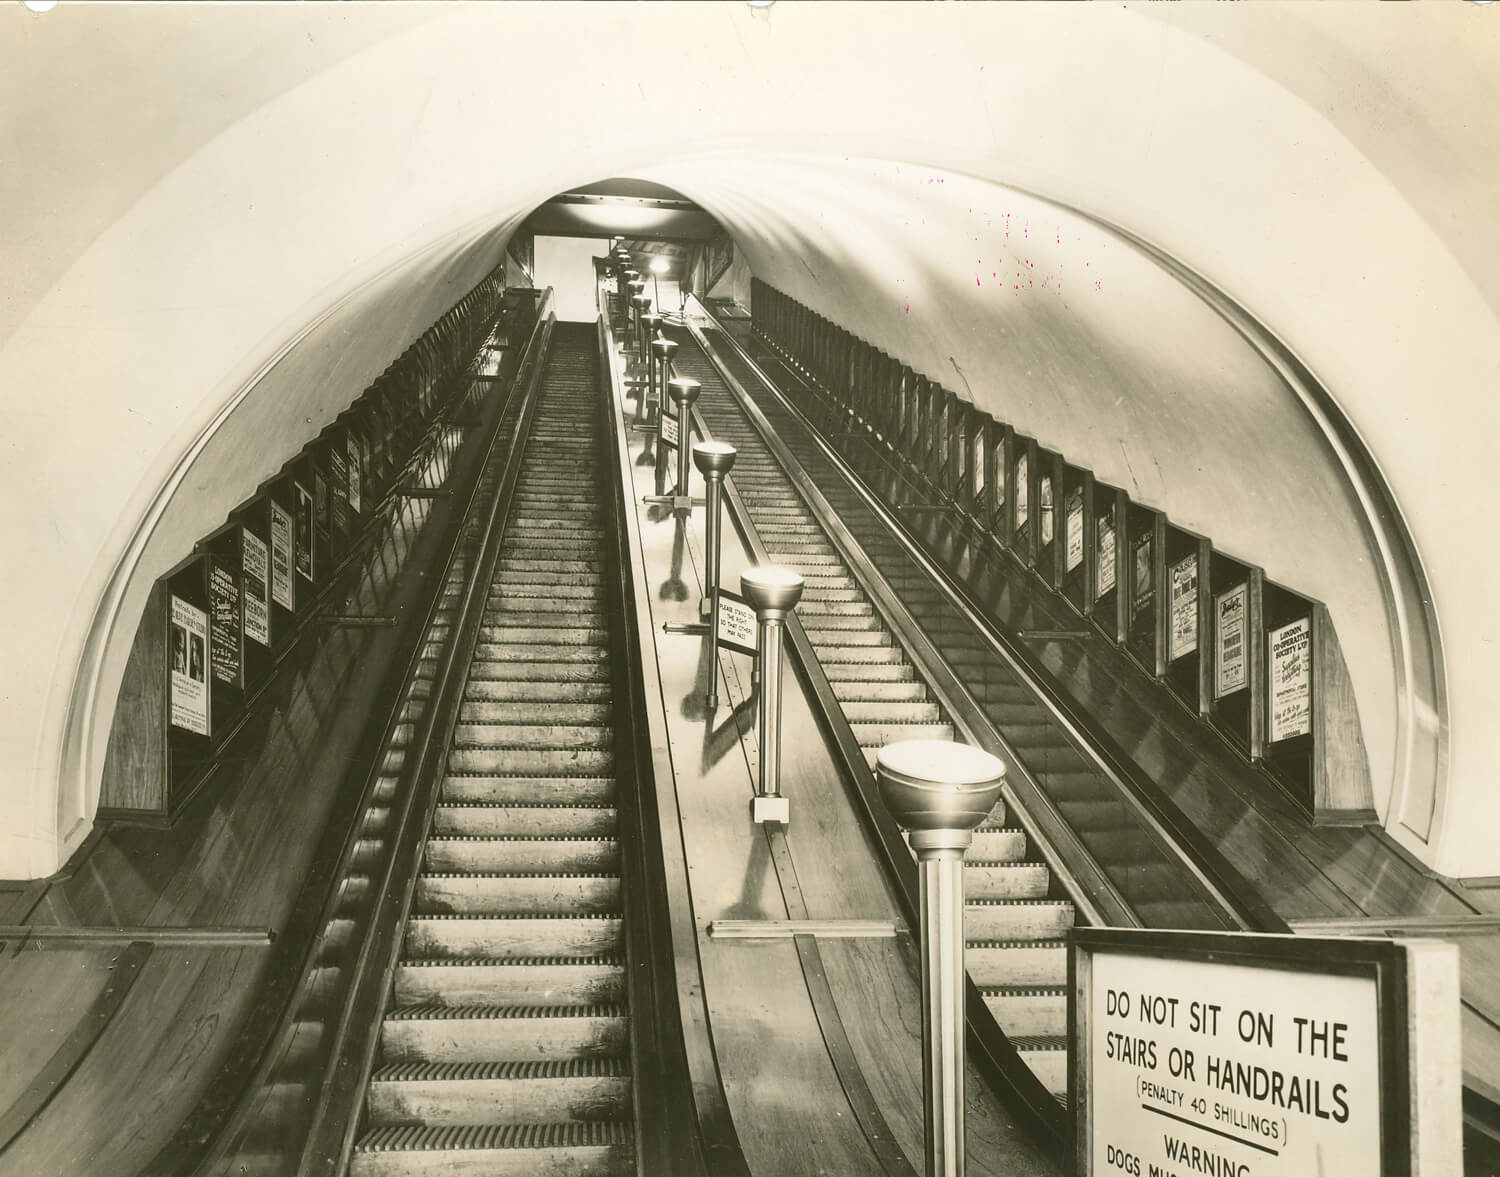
1,2 -> 1496,879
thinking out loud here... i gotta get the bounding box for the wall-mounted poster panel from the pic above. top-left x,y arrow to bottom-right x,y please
294,480 -> 314,583
169,594 -> 210,736
347,432 -> 364,514
1014,449 -> 1030,530
1072,928 -> 1459,1177
1168,555 -> 1199,661
1268,617 -> 1313,742
1066,487 -> 1085,573
1126,505 -> 1163,675
208,560 -> 241,689
1097,512 -> 1117,598
329,436 -> 352,538
242,527 -> 270,648
269,499 -> 295,611
1215,585 -> 1248,699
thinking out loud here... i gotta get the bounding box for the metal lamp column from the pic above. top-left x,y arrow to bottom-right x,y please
875,739 -> 1007,1177
740,566 -> 804,825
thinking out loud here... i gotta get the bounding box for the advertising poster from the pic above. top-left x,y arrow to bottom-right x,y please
294,481 -> 314,582
1215,584 -> 1248,697
660,410 -> 681,449
270,500 -> 295,610
1133,533 -> 1154,613
1168,555 -> 1199,661
314,470 -> 329,537
1268,617 -> 1313,742
1097,514 -> 1117,598
209,561 -> 241,688
169,595 -> 211,736
346,435 -> 363,514
1014,452 -> 1029,529
1040,477 -> 1055,546
329,445 -> 351,536
242,528 -> 270,646
1065,488 -> 1085,572
716,590 -> 759,656
1085,945 -> 1381,1177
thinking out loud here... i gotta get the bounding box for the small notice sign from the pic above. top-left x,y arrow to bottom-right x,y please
169,595 -> 211,736
270,500 -> 295,611
716,589 -> 759,656
1097,514 -> 1117,598
1073,927 -> 1459,1177
209,561 -> 241,688
242,528 -> 270,646
346,435 -> 363,514
1066,488 -> 1085,572
661,410 -> 681,449
1168,555 -> 1199,661
1268,617 -> 1313,742
1215,584 -> 1248,697
294,481 -> 314,582
1040,476 -> 1055,546
1015,452 -> 1029,529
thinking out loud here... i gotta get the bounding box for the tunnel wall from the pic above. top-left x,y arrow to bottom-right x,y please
2,2 -> 1497,877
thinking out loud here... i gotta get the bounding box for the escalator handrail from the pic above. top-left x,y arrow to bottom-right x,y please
702,304 -> 1289,936
595,311 -> 754,1177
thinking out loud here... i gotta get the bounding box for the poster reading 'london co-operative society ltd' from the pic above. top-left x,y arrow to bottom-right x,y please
1268,617 -> 1313,742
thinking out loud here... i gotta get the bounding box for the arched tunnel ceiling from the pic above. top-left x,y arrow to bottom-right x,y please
1,2 -> 1497,879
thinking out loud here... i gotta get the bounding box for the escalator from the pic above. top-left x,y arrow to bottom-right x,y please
349,325 -> 634,1176
663,325 -> 1081,1098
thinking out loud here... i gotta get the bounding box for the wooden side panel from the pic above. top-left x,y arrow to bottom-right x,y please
98,581 -> 167,815
1313,603 -> 1377,822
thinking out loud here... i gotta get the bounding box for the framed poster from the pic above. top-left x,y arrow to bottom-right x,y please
294,481 -> 314,582
1215,584 -> 1248,697
346,434 -> 363,513
242,527 -> 271,646
661,410 -> 681,449
1268,617 -> 1313,741
1168,554 -> 1199,660
1014,451 -> 1030,529
1132,531 -> 1153,611
269,500 -> 295,610
1039,475 -> 1055,546
169,595 -> 210,736
329,442 -> 351,537
208,561 -> 241,688
314,470 -> 329,539
1065,487 -> 1085,572
1097,514 -> 1117,598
